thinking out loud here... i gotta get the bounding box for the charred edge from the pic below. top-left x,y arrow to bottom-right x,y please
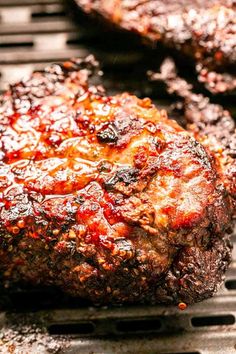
97,123 -> 119,143
157,235 -> 232,305
75,195 -> 85,205
61,55 -> 100,76
189,138 -> 213,170
104,167 -> 139,190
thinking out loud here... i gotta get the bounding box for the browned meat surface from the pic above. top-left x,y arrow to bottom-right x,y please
0,57 -> 233,305
75,0 -> 236,94
149,58 -> 236,211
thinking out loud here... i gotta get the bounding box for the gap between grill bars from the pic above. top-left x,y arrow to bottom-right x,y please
0,1 -> 236,354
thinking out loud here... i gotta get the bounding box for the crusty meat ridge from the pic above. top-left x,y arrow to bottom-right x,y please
75,0 -> 236,94
0,56 -> 233,305
149,58 -> 236,210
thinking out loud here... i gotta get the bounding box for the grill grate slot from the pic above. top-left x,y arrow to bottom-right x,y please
116,318 -> 162,333
191,315 -> 235,327
48,322 -> 95,335
225,280 -> 236,290
31,10 -> 65,18
0,41 -> 34,48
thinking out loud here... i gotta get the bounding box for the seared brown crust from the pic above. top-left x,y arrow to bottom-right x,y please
157,236 -> 232,304
0,57 -> 233,305
149,58 -> 236,211
75,0 -> 236,94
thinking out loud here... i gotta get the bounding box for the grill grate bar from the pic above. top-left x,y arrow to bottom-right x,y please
0,0 -> 60,6
0,19 -> 76,34
65,332 -> 236,354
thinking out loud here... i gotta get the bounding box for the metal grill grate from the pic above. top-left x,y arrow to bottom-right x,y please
0,1 -> 235,353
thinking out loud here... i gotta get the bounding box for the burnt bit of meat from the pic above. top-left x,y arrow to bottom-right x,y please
104,167 -> 139,190
75,0 -> 236,94
97,123 -> 119,143
97,111 -> 143,148
0,56 -> 233,306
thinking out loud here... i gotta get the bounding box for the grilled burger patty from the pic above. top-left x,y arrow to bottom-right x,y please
0,57 -> 233,305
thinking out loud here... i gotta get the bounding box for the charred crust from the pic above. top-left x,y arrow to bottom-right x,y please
155,235 -> 232,304
4,55 -> 101,111
105,113 -> 142,148
97,160 -> 113,173
0,57 -> 233,307
75,195 -> 85,205
104,167 -> 139,190
153,58 -> 236,207
61,55 -> 100,76
188,138 -> 213,170
97,123 -> 119,143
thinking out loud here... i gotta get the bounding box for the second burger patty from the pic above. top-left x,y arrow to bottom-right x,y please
75,0 -> 236,94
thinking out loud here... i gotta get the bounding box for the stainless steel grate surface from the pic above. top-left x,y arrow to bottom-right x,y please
0,1 -> 235,353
